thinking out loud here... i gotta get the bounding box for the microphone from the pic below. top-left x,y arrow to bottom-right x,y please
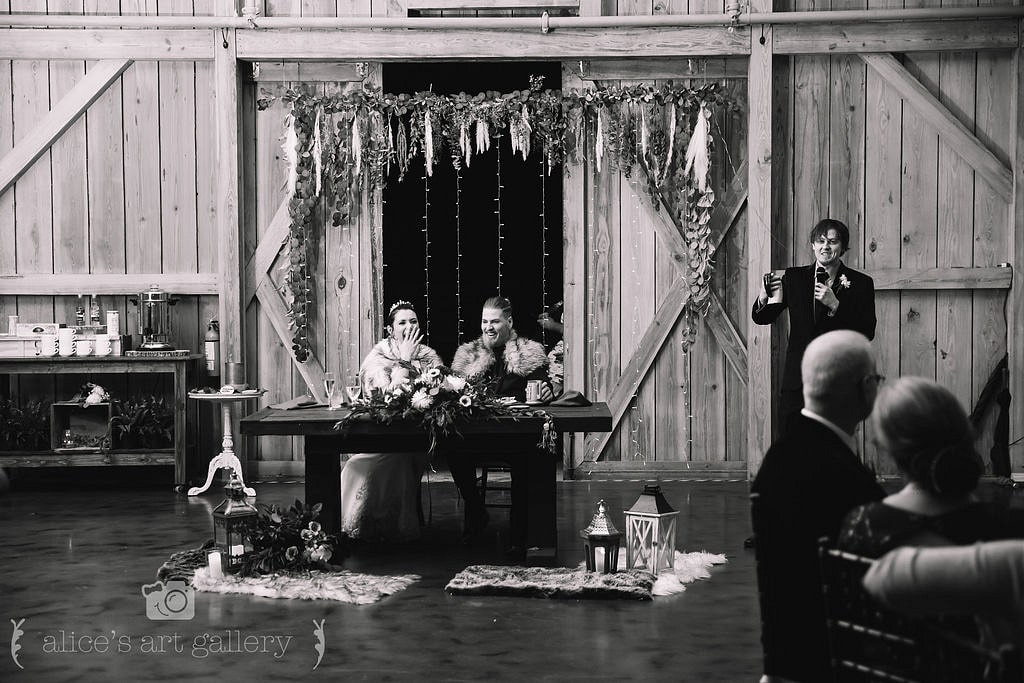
814,267 -> 829,323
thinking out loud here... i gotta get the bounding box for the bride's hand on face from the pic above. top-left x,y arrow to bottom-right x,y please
396,326 -> 422,361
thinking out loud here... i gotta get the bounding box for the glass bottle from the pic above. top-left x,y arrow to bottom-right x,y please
75,295 -> 86,327
89,295 -> 101,327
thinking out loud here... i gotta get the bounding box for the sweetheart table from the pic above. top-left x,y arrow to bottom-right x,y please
240,403 -> 611,560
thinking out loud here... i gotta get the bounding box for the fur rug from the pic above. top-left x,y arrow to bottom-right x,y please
157,544 -> 418,604
446,564 -> 655,600
191,566 -> 419,604
447,550 -> 728,601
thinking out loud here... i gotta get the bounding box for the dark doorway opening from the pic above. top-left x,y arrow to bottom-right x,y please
381,62 -> 563,364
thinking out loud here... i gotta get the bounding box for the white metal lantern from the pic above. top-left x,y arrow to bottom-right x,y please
624,484 -> 678,574
212,472 -> 258,572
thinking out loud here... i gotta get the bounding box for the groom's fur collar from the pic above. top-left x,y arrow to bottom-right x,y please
452,332 -> 547,380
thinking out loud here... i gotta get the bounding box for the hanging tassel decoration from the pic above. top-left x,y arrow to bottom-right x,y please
424,109 -> 434,177
662,101 -> 676,186
461,121 -> 472,167
312,105 -> 323,197
475,117 -> 490,154
282,107 -> 298,202
640,105 -> 649,171
595,107 -> 604,173
683,103 -> 711,193
397,116 -> 408,179
351,112 -> 362,178
519,104 -> 532,161
386,114 -> 394,178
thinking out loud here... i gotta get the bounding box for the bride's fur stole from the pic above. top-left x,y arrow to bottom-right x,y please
451,332 -> 547,380
360,339 -> 442,391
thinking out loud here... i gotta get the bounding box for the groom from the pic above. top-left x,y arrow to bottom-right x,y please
449,296 -> 552,543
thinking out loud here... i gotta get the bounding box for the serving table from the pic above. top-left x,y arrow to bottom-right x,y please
187,390 -> 265,497
240,403 -> 611,560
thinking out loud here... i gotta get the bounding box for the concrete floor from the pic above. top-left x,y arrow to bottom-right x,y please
0,471 -> 763,682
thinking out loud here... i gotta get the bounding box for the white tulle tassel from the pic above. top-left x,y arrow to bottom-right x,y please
595,107 -> 604,173
461,122 -> 471,167
475,118 -> 490,153
519,104 -> 532,161
312,105 -> 323,196
662,102 -> 676,186
424,110 -> 434,177
282,107 -> 298,202
351,114 -> 362,178
683,103 -> 711,193
640,106 -> 649,165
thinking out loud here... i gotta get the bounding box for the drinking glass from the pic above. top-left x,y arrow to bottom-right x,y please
345,383 -> 362,404
323,372 -> 338,410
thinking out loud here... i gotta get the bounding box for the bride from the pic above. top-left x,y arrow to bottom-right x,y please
339,300 -> 442,541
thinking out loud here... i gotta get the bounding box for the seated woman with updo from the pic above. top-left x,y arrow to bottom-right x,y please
838,377 -> 1024,558
339,300 -> 442,542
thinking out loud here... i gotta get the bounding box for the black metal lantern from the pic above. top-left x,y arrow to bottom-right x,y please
579,499 -> 622,574
211,471 -> 257,572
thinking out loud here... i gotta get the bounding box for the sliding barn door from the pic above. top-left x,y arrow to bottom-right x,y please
246,63 -> 383,467
562,59 -> 749,478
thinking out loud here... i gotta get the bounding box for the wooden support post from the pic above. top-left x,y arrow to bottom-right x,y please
214,24 -> 247,478
1012,38 -> 1024,473
747,13 -> 773,479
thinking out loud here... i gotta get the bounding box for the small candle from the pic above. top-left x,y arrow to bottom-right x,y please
207,551 -> 224,579
594,547 -> 605,572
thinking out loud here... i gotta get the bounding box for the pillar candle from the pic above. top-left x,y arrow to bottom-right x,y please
207,551 -> 224,580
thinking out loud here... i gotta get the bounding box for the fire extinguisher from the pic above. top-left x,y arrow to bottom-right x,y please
205,319 -> 220,377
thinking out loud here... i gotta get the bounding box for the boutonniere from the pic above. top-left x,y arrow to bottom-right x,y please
838,274 -> 852,289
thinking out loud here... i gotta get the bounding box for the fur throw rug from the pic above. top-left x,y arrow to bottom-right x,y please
191,565 -> 419,604
360,339 -> 442,391
446,565 -> 655,600
451,332 -> 547,380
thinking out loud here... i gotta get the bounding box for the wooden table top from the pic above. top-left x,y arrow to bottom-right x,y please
240,402 -> 612,436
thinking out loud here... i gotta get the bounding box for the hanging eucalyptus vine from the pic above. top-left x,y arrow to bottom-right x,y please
259,77 -> 733,363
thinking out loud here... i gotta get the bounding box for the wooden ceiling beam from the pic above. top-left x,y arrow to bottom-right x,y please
774,18 -> 1017,54
0,29 -> 214,60
236,27 -> 749,60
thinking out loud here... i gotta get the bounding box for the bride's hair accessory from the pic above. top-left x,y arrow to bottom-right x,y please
389,300 -> 413,315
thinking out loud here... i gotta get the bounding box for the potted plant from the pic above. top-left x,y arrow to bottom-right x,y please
110,396 -> 174,449
0,398 -> 50,451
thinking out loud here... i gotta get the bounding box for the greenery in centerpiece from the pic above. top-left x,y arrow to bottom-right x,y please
335,365 -> 556,454
238,499 -> 349,578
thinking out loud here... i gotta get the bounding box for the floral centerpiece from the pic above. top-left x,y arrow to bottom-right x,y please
238,499 -> 349,577
335,365 -> 556,454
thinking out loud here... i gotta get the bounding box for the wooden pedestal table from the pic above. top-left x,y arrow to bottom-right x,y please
187,391 -> 264,497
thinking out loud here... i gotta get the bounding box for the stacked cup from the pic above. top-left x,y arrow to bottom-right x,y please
94,334 -> 113,357
57,328 -> 76,357
36,334 -> 58,357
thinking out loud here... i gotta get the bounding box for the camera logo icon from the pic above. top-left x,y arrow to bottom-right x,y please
141,580 -> 195,621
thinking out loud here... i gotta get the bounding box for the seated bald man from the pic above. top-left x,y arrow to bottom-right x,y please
751,330 -> 886,683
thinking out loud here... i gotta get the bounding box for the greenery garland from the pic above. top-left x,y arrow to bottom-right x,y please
258,77 -> 732,362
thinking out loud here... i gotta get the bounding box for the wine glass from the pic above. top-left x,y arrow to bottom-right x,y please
345,381 -> 362,404
323,372 -> 338,410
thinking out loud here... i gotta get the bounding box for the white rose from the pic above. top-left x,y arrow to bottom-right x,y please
445,375 -> 467,392
411,388 -> 434,410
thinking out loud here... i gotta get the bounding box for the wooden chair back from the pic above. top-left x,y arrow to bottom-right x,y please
818,540 -> 1023,683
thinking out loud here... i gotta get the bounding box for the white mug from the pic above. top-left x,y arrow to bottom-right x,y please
76,339 -> 94,356
58,339 -> 76,357
37,334 -> 58,357
94,334 -> 112,356
58,327 -> 75,344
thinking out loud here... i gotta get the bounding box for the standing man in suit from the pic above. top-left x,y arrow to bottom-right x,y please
752,218 -> 877,431
751,330 -> 886,683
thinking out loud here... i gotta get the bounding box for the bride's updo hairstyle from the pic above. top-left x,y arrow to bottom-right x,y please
870,376 -> 982,498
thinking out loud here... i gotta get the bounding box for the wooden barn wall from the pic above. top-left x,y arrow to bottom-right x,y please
775,45 -> 1013,477
0,2 -> 219,411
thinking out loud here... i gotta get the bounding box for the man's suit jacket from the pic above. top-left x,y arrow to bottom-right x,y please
751,415 -> 885,682
751,262 -> 876,391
